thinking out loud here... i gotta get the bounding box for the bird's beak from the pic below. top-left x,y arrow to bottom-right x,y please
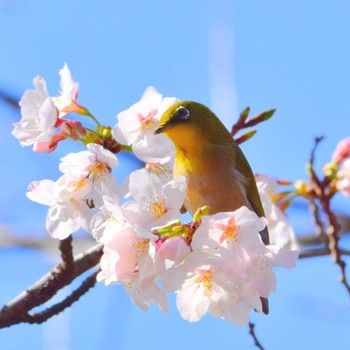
154,123 -> 168,135
154,126 -> 163,135
154,120 -> 177,135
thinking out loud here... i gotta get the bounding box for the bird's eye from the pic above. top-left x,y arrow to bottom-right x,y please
175,106 -> 190,120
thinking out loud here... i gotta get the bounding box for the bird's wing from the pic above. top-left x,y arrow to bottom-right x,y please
233,143 -> 270,245
232,144 -> 270,314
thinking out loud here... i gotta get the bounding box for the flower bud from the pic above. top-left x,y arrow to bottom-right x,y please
331,137 -> 350,164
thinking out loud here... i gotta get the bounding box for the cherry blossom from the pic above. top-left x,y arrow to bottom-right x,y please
59,143 -> 118,177
145,156 -> 174,184
163,207 -> 299,325
256,174 -> 298,250
27,144 -> 119,238
26,175 -> 92,239
332,137 -> 350,165
163,251 -> 228,322
156,236 -> 191,269
94,200 -> 168,312
191,206 -> 267,257
336,159 -> 350,195
59,143 -> 119,204
97,224 -> 147,282
112,86 -> 178,162
52,63 -> 80,117
122,168 -> 186,236
122,273 -> 168,313
12,77 -> 58,147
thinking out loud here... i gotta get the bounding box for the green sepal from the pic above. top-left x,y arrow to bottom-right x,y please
193,205 -> 210,222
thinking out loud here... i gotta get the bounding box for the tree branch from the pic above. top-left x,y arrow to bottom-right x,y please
308,197 -> 329,246
26,270 -> 99,324
0,89 -> 19,110
298,247 -> 350,259
307,136 -> 350,296
231,107 -> 275,141
0,243 -> 103,329
322,197 -> 350,294
248,322 -> 265,350
59,236 -> 74,269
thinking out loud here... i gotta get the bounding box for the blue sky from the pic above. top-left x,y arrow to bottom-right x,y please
1,1 -> 350,349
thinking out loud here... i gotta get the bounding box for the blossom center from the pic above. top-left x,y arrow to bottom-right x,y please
138,109 -> 157,130
151,202 -> 167,218
124,279 -> 134,289
68,178 -> 89,193
146,162 -> 172,178
90,161 -> 110,179
133,239 -> 150,258
195,268 -> 213,295
220,221 -> 239,244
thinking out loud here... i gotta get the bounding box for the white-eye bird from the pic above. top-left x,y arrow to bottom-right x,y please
155,101 -> 270,314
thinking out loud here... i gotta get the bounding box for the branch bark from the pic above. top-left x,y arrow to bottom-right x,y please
0,243 -> 103,329
307,136 -> 350,296
26,271 -> 99,324
248,322 -> 265,350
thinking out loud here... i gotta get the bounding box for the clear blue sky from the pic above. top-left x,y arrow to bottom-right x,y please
1,1 -> 350,349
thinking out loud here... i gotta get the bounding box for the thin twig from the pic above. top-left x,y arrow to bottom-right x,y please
248,322 -> 265,350
308,197 -> 329,246
307,136 -> 324,188
0,243 -> 103,329
298,248 -> 350,259
27,270 -> 99,324
0,89 -> 19,109
231,108 -> 275,139
307,136 -> 350,296
322,197 -> 350,295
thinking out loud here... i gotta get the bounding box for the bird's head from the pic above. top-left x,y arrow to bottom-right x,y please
155,101 -> 232,147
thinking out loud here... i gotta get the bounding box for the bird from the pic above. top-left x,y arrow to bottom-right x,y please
154,100 -> 270,314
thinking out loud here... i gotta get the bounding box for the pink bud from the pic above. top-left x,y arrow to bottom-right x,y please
33,133 -> 66,152
60,120 -> 87,140
336,159 -> 350,195
332,137 -> 350,164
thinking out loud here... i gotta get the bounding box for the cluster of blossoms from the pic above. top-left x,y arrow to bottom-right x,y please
12,63 -> 88,152
12,64 -> 299,325
292,136 -> 350,199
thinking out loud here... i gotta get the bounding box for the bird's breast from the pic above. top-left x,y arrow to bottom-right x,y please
174,147 -> 249,215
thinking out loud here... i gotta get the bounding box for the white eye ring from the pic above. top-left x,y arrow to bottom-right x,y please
175,106 -> 190,120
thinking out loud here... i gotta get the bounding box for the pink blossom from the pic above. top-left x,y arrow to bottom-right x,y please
122,274 -> 168,313
157,236 -> 191,268
146,156 -> 174,184
59,120 -> 87,140
59,143 -> 118,177
256,174 -> 298,250
33,133 -> 66,153
26,175 -> 92,239
332,137 -> 350,164
336,159 -> 350,195
164,251 -> 229,322
59,143 -> 119,205
95,203 -> 168,312
12,77 -> 58,147
97,225 -> 147,282
26,144 -> 119,239
162,206 -> 299,325
112,86 -> 178,162
52,63 -> 80,117
191,206 -> 267,258
122,168 -> 186,236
